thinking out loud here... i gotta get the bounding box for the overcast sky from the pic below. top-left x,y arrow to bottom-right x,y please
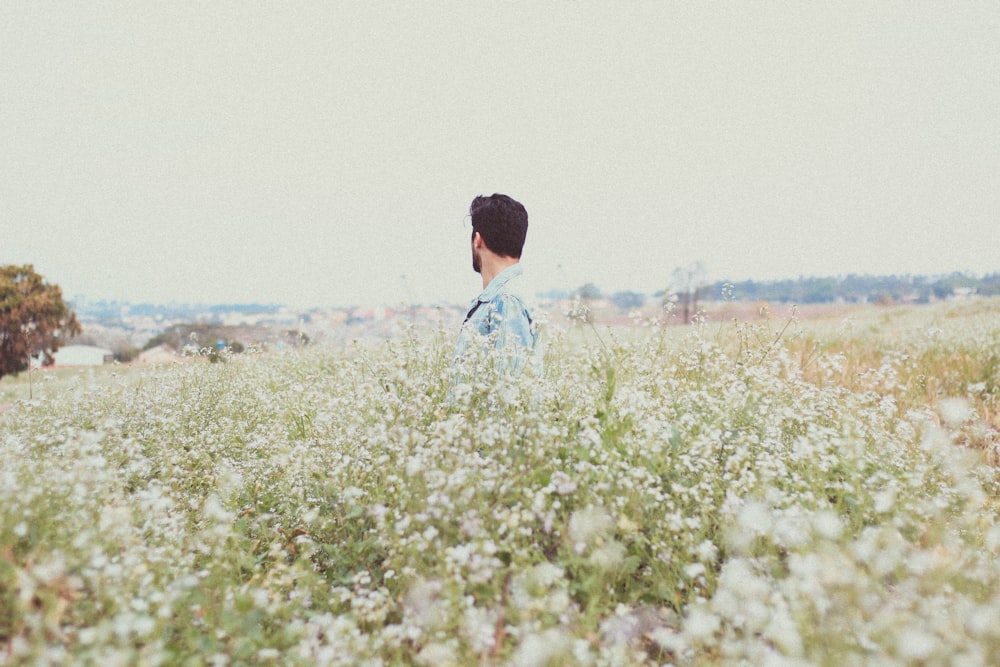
2,2 -> 997,308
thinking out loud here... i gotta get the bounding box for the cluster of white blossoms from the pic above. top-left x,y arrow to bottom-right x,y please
2,305 -> 999,664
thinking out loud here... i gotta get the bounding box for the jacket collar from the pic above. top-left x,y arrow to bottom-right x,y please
472,263 -> 523,305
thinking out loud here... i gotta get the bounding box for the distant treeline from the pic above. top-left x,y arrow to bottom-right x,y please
72,301 -> 283,320
553,272 -> 1000,312
709,272 -> 1000,304
73,273 -> 999,316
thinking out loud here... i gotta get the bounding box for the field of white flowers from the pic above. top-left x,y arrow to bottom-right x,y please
2,299 -> 999,665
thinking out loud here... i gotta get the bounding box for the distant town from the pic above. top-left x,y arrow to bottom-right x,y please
53,270 -> 998,367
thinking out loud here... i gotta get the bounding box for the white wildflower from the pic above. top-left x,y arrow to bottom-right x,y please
201,495 -> 232,523
256,648 -> 280,661
896,626 -> 937,661
590,540 -> 626,571
938,398 -> 971,427
649,627 -> 687,654
728,500 -> 773,552
462,606 -> 498,655
811,510 -> 843,541
133,615 -> 156,637
717,558 -> 769,601
763,604 -> 803,657
873,488 -> 896,513
683,607 -> 720,643
616,514 -> 639,534
514,562 -> 565,600
550,470 -> 578,496
772,513 -> 810,549
253,589 -> 270,609
695,540 -> 717,562
405,456 -> 424,477
511,628 -> 575,667
985,524 -> 1000,553
32,553 -> 67,584
338,474 -> 369,504
683,562 -> 706,579
417,641 -> 459,666
567,505 -> 614,546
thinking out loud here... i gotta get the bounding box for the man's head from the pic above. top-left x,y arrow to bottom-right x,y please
469,194 -> 528,273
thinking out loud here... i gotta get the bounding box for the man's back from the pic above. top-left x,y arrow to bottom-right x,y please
455,263 -> 543,379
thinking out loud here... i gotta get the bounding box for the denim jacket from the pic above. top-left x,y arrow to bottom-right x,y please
453,264 -> 543,380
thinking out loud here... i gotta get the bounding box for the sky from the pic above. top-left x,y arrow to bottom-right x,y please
2,2 -> 997,308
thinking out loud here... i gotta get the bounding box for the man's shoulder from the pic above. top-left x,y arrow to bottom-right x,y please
491,284 -> 542,331
490,291 -> 530,314
494,275 -> 535,310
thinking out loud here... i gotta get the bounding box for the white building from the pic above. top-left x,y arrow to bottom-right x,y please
51,345 -> 113,366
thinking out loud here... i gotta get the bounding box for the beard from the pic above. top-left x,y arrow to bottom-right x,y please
472,247 -> 482,273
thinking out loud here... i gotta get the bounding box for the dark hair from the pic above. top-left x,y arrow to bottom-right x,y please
470,193 -> 528,259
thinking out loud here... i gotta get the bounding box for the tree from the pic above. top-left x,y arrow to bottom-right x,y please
610,291 -> 646,310
0,265 -> 81,380
575,283 -> 603,301
666,262 -> 709,324
932,272 -> 977,300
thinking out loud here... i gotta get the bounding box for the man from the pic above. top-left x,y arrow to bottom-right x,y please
453,193 -> 543,382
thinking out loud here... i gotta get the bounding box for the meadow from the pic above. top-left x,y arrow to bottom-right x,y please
2,297 -> 999,665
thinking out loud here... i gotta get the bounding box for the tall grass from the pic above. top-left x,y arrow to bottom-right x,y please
1,299 -> 998,665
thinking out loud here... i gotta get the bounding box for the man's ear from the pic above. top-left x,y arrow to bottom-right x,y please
472,231 -> 484,248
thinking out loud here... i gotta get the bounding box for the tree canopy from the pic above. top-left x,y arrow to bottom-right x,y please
0,264 -> 81,379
